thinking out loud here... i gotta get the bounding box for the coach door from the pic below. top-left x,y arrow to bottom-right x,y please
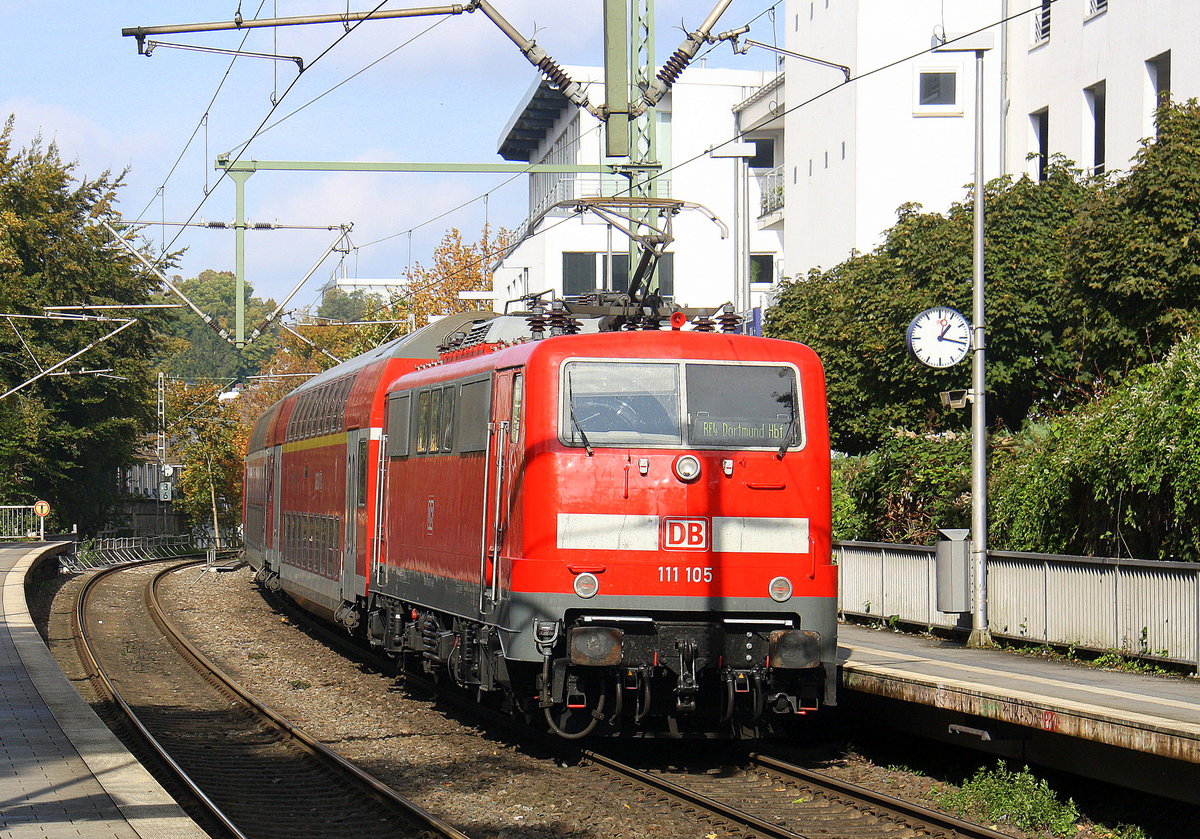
480,369 -> 523,612
344,432 -> 369,602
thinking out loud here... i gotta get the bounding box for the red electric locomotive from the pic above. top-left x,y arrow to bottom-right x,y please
245,303 -> 837,738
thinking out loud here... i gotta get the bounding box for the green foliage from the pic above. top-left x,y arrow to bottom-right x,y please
1064,100 -> 1200,377
317,288 -> 372,323
766,164 -> 1095,454
992,334 -> 1200,561
155,270 -> 278,380
844,431 -> 970,544
934,762 -> 1080,837
830,455 -> 869,541
0,117 -> 167,531
171,382 -> 243,540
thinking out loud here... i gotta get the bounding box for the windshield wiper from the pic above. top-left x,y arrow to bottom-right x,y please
776,378 -> 799,460
566,371 -> 594,456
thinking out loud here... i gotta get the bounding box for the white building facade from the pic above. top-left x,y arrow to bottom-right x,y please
1002,0 -> 1197,180
772,0 -> 1199,280
493,66 -> 783,314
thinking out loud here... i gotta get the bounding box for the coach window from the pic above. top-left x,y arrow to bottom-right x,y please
510,374 -> 524,442
385,393 -> 411,457
357,438 -> 369,506
439,386 -> 455,452
320,384 -> 334,434
416,390 -> 431,453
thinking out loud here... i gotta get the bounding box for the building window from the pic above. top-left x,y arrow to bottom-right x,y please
602,252 -> 630,291
1033,0 -> 1051,42
1030,108 -> 1049,182
1084,82 -> 1106,176
914,68 -> 962,116
563,252 -> 597,296
564,252 -> 672,297
750,255 -> 774,285
920,72 -> 956,106
1088,0 -> 1107,15
747,138 -> 774,169
1146,51 -> 1171,137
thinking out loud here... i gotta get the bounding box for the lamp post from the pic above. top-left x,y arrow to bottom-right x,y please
935,32 -> 993,647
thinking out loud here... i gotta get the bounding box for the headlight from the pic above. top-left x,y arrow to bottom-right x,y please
673,454 -> 702,482
768,576 -> 793,602
573,572 -> 599,598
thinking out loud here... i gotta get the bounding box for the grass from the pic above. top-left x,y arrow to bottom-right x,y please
934,762 -> 1080,837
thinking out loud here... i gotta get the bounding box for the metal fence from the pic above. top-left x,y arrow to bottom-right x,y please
835,541 -> 1200,671
65,534 -> 241,572
0,506 -> 40,540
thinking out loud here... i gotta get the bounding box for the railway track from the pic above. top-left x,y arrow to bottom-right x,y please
578,748 -> 1020,839
259,580 -> 1017,839
74,558 -> 472,839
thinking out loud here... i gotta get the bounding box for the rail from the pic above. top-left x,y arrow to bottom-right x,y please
835,540 -> 1200,671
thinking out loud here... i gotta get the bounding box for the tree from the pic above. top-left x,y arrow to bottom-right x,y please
155,270 -> 278,380
273,225 -> 511,373
0,117 -> 167,531
167,380 -> 243,540
1063,100 -> 1200,378
392,225 -> 513,326
991,334 -> 1200,561
766,164 -> 1095,454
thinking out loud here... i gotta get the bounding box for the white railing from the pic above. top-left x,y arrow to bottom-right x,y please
1033,1 -> 1051,42
835,541 -> 1200,671
66,533 -> 242,572
1,506 -> 41,540
759,165 -> 785,216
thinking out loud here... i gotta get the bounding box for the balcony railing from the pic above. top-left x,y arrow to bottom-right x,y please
759,165 -> 785,216
1033,1 -> 1051,42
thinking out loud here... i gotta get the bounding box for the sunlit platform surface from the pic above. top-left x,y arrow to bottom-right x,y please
840,622 -> 1200,802
0,542 -> 208,839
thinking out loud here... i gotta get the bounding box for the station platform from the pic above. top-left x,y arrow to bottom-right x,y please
839,622 -> 1200,802
0,542 -> 209,838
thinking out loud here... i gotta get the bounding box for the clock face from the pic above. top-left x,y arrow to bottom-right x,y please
906,307 -> 971,368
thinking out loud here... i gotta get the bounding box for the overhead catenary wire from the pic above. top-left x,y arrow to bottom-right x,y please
340,1 -> 1058,328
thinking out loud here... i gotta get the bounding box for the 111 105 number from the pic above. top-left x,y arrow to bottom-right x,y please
658,566 -> 714,583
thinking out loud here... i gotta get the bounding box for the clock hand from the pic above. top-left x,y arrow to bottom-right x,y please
938,322 -> 951,339
941,337 -> 967,345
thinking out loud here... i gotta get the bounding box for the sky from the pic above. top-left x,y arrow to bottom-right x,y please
0,1 -> 780,314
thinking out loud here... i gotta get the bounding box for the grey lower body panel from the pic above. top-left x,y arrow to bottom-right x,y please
370,565 -> 838,664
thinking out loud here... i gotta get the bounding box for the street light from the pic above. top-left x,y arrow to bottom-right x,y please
934,31 -> 993,647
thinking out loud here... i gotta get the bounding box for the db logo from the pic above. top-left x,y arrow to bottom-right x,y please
662,517 -> 709,551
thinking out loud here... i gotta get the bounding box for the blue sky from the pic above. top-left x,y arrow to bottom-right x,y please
0,1 -> 779,311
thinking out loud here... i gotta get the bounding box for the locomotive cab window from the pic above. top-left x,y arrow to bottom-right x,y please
561,360 -> 802,451
563,362 -> 682,447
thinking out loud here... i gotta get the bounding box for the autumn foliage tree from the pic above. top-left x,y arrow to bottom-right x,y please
165,380 -> 243,541
269,225 -> 511,373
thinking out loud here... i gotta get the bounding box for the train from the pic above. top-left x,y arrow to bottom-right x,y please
244,298 -> 837,738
